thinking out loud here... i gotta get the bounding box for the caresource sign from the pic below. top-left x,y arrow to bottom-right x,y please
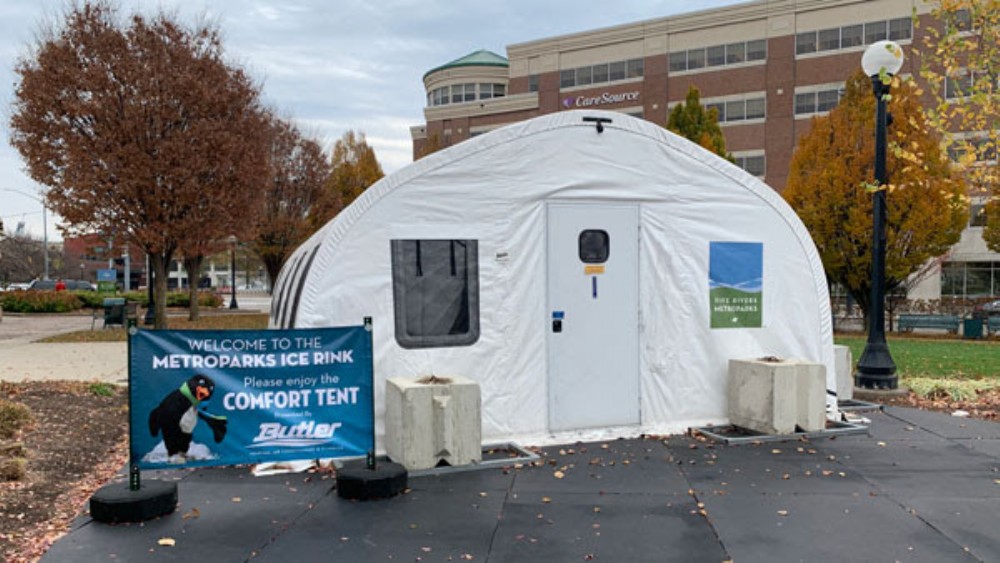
561,91 -> 640,109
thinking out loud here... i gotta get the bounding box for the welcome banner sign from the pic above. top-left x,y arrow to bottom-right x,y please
129,326 -> 373,470
709,242 -> 763,329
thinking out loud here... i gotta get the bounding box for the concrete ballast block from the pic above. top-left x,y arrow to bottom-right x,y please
728,358 -> 827,435
385,375 -> 481,471
833,345 -> 853,401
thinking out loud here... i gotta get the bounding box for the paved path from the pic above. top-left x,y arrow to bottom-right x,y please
43,407 -> 1000,562
0,296 -> 271,385
0,313 -> 129,384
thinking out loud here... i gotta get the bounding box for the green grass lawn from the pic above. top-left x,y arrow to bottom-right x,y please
40,313 -> 269,343
835,334 -> 1000,399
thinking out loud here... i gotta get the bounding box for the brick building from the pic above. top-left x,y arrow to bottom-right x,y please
411,0 -> 999,301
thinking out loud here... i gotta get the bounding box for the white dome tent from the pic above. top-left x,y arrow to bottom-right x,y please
271,110 -> 835,446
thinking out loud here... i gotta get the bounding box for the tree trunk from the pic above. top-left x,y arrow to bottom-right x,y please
263,253 -> 283,296
183,255 -> 204,321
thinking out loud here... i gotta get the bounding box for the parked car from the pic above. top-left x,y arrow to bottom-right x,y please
972,299 -> 1000,319
28,279 -> 97,291
3,282 -> 31,291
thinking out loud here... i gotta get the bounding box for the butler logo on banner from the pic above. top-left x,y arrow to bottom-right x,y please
129,326 -> 373,470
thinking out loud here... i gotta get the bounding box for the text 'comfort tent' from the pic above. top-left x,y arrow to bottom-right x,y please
271,110 -> 834,446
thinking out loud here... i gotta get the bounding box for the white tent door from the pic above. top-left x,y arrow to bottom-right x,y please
546,203 -> 640,431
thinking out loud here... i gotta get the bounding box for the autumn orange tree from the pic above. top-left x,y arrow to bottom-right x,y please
916,0 -> 1000,251
784,69 -> 967,319
310,130 -> 384,229
9,2 -> 269,328
251,117 -> 330,291
666,86 -> 732,160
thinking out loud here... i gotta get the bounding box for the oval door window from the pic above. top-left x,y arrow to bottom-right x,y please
578,229 -> 610,263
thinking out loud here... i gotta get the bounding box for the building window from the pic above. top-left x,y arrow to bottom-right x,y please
944,71 -> 995,100
626,58 -> 644,78
941,261 -> 999,297
746,39 -> 767,61
391,239 -> 480,349
529,74 -> 539,92
702,95 -> 766,123
796,32 -> 817,55
669,51 -> 687,72
889,17 -> 912,40
560,69 -> 575,88
948,133 -> 999,164
795,86 -> 845,116
707,45 -> 725,67
816,89 -> 840,112
734,154 -> 766,177
818,28 -> 840,51
686,49 -> 705,70
560,58 -> 643,89
670,39 -> 766,72
949,8 -> 973,33
726,42 -> 745,64
795,92 -> 816,115
797,17 -> 910,55
593,63 -> 609,83
429,83 -> 505,107
726,100 -> 745,121
609,61 -> 626,81
841,24 -> 863,48
864,21 -> 888,44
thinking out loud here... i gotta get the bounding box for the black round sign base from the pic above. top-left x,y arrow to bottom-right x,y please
336,460 -> 407,500
90,480 -> 178,523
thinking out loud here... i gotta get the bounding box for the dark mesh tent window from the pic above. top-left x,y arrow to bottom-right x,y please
391,240 -> 480,348
579,230 -> 610,263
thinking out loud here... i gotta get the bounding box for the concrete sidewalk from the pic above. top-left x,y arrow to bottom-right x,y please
0,313 -> 128,384
0,297 -> 271,384
43,407 -> 1000,562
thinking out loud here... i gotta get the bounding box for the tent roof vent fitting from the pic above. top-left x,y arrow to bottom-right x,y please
582,116 -> 612,133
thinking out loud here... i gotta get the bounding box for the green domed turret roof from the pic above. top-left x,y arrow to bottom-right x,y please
423,49 -> 508,80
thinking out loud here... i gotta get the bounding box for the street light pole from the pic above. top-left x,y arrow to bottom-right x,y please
229,235 -> 239,310
144,252 -> 155,325
856,41 -> 903,390
3,188 -> 50,280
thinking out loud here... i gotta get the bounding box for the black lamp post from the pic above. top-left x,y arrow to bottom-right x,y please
144,252 -> 155,325
855,40 -> 904,390
228,235 -> 239,310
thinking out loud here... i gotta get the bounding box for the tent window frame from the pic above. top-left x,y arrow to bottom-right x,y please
391,239 -> 480,349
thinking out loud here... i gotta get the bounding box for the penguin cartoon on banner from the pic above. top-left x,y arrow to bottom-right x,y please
145,374 -> 228,464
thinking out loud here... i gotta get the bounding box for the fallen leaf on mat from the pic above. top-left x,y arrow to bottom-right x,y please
182,508 -> 200,520
157,538 -> 176,547
777,510 -> 789,517
553,471 -> 565,479
231,497 -> 242,503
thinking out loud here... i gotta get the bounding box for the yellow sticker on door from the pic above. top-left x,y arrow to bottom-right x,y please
584,265 -> 605,275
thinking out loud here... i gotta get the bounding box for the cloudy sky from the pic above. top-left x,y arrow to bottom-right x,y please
0,0 -> 744,241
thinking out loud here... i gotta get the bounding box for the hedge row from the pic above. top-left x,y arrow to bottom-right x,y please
1,290 -> 223,313
121,291 -> 223,308
0,291 -> 83,313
